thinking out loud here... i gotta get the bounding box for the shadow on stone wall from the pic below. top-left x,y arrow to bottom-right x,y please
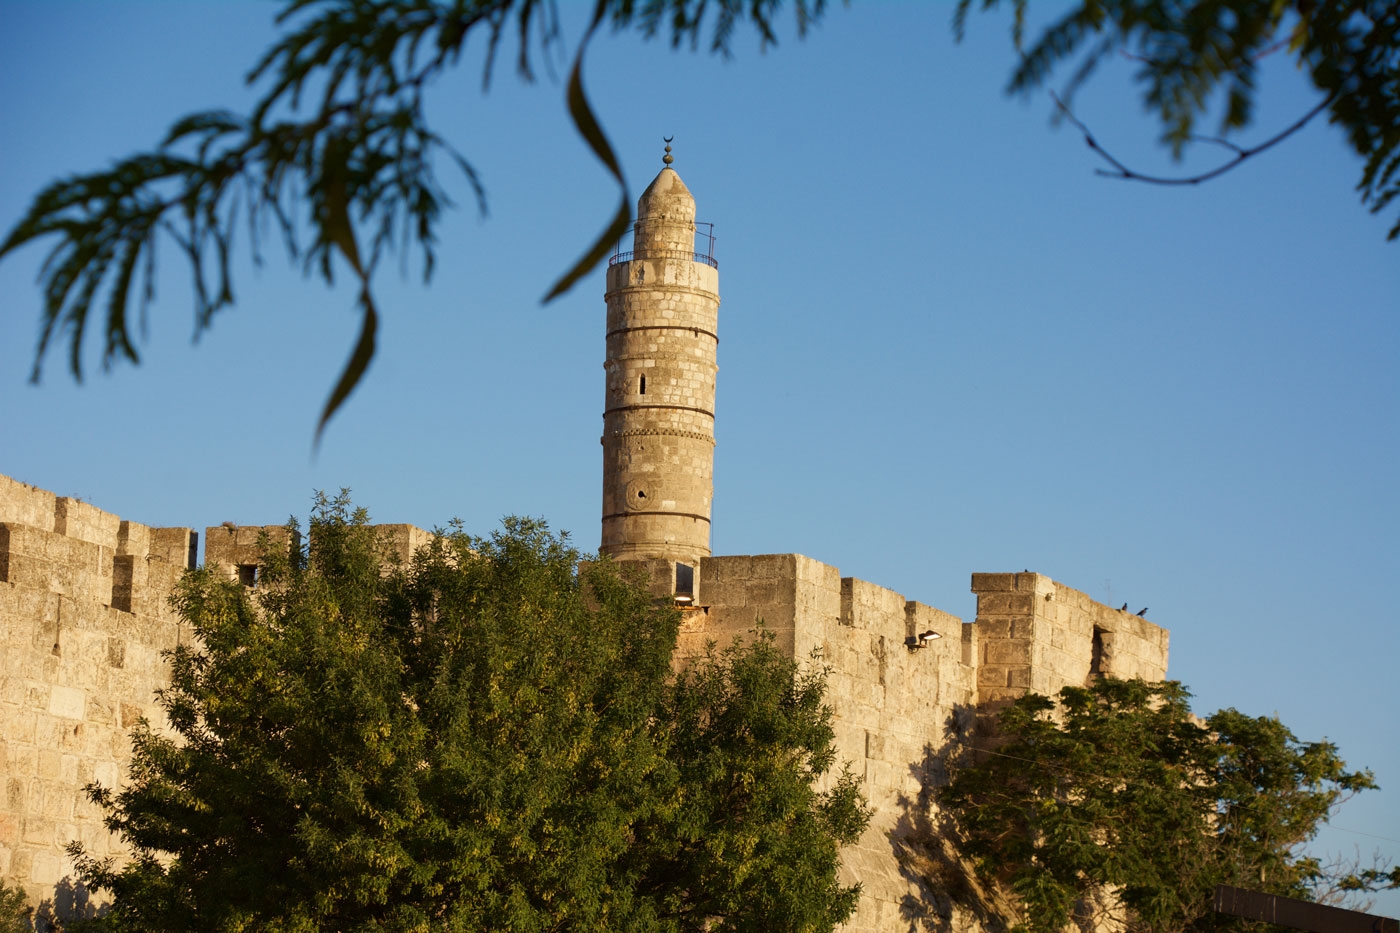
31,877 -> 103,933
887,704 -> 1013,933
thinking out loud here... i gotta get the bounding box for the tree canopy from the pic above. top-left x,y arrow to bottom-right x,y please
71,496 -> 866,932
936,678 -> 1381,933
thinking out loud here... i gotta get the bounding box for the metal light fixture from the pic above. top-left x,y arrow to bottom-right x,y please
904,630 -> 942,649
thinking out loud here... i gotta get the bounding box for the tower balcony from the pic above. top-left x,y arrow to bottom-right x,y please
609,222 -> 717,269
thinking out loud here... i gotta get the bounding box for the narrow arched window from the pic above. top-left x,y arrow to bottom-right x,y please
639,375 -> 647,395
1089,627 -> 1106,680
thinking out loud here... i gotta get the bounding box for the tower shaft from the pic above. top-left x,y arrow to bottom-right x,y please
601,164 -> 719,564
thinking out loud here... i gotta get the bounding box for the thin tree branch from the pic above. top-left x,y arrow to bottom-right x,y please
1116,37 -> 1292,68
1051,90 -> 1337,187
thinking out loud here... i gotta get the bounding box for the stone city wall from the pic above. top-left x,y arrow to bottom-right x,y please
0,476 -> 443,913
668,553 -> 981,933
661,557 -> 1168,932
0,475 -> 194,907
1,473 -> 1170,932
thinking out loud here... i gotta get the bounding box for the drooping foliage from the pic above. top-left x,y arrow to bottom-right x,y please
71,494 -> 866,932
937,678 -> 1379,933
0,0 -> 828,444
6,1 -> 1395,438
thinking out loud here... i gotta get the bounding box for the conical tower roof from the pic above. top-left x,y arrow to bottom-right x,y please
633,141 -> 695,255
637,165 -> 693,218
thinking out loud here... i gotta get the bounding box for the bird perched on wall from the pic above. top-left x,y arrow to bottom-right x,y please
221,521 -> 236,529
1120,603 -> 1128,611
1137,607 -> 1148,617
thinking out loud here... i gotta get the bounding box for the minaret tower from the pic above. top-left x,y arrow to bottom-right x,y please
601,143 -> 719,568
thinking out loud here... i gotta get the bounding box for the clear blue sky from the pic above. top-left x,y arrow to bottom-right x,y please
2,1 -> 1396,912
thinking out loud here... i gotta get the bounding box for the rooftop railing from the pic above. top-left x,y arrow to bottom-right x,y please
609,222 -> 717,269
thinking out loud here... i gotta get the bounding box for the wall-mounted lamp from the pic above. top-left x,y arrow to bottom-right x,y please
904,630 -> 942,649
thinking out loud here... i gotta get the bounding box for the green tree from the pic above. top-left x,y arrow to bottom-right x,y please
0,882 -> 32,933
70,495 -> 865,933
936,678 -> 1380,933
958,1 -> 1400,234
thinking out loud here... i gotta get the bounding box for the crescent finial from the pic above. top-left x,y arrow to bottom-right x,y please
662,137 -> 674,167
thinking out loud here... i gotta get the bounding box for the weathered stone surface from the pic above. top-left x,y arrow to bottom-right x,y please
600,165 -> 720,567
0,480 -> 202,910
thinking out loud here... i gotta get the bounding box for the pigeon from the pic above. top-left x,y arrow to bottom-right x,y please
1137,607 -> 1148,617
1120,603 -> 1128,611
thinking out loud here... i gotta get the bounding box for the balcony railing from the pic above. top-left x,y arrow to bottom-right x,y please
609,222 -> 717,269
609,249 -> 718,269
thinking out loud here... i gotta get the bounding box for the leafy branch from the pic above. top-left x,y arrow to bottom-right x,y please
957,0 -> 1400,239
1,0 -> 826,446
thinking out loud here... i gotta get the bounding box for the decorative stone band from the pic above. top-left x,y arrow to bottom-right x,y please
605,403 -> 714,418
602,427 -> 716,444
602,511 -> 711,523
605,324 -> 719,342
605,283 -> 719,303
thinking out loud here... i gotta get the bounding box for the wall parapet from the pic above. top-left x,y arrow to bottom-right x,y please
972,571 -> 1170,707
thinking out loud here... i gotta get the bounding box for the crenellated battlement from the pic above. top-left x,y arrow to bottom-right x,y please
0,476 -> 200,905
0,475 -> 446,913
971,571 -> 1169,706
0,475 -> 196,623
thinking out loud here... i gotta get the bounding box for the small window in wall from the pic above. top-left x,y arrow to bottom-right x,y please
237,564 -> 259,587
675,563 -> 695,604
1089,627 -> 1106,680
639,375 -> 647,395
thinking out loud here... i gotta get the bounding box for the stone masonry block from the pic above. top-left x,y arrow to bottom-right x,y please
961,622 -> 977,666
970,572 -> 1017,593
839,578 -> 906,637
0,518 -> 38,563
28,849 -> 63,886
612,559 -> 675,600
54,498 -> 121,549
976,592 -> 1037,615
150,527 -> 197,569
0,476 -> 56,532
984,640 -> 1031,666
377,524 -> 435,567
697,555 -> 752,585
115,521 -> 150,558
110,556 -> 145,614
204,524 -> 295,579
47,687 -> 84,721
741,553 -> 800,582
865,730 -> 886,760
904,602 -> 961,641
974,618 -> 1023,640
